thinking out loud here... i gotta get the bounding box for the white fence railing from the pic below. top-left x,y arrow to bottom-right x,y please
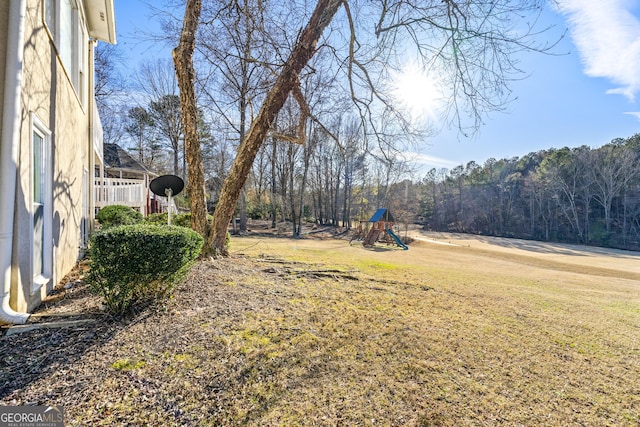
94,178 -> 147,211
94,177 -> 173,216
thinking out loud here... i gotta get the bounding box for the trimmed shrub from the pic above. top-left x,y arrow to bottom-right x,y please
96,205 -> 143,228
144,212 -> 170,225
88,223 -> 204,314
144,212 -> 213,228
172,213 -> 198,228
143,212 -> 230,253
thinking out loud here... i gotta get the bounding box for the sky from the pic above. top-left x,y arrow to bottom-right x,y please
112,0 -> 640,174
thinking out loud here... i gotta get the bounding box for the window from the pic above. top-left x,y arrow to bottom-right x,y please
81,168 -> 89,252
43,0 -> 87,105
44,0 -> 55,36
31,114 -> 53,291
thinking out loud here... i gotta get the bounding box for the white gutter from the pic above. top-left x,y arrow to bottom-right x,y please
0,0 -> 30,324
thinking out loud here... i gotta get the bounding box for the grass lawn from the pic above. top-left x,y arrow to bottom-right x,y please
2,234 -> 639,425
222,236 -> 640,425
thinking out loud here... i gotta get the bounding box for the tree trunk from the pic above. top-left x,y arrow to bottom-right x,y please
296,129 -> 313,237
239,189 -> 247,232
173,0 -> 209,249
172,143 -> 180,176
270,139 -> 277,228
208,0 -> 345,256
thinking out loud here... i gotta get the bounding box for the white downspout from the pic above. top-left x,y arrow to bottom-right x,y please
0,0 -> 30,324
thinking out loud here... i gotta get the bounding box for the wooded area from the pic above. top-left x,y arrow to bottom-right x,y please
94,0 -> 640,253
420,134 -> 640,250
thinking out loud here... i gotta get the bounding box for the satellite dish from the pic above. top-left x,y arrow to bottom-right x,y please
150,175 -> 184,197
149,175 -> 184,225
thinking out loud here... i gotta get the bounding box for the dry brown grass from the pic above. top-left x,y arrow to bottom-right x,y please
2,234 -> 639,426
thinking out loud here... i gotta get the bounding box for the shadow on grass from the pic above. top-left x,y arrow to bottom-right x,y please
427,231 -> 640,259
361,245 -> 408,252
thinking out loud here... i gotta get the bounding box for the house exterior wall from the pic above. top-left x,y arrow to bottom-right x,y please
0,1 -> 8,131
10,0 -> 93,313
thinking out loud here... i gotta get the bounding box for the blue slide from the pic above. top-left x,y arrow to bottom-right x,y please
386,229 -> 409,250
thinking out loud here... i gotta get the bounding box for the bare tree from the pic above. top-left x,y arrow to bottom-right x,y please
249,138 -> 271,214
588,143 -> 637,234
148,94 -> 183,175
197,0 -> 275,233
204,0 -> 344,255
339,119 -> 364,229
124,106 -> 163,171
133,60 -> 185,177
536,148 -> 589,243
94,42 -> 128,146
173,0 -> 554,255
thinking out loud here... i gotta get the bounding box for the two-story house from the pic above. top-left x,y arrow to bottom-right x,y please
0,0 -> 116,324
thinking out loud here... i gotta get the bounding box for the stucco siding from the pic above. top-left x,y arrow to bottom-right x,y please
12,0 -> 90,312
0,1 -> 8,134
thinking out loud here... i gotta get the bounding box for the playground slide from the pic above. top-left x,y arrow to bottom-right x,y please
386,229 -> 409,250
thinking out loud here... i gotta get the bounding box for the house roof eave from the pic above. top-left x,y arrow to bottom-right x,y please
104,166 -> 158,178
82,0 -> 116,44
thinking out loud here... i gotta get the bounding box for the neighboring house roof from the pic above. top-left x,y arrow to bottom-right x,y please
369,208 -> 394,223
83,0 -> 117,44
103,143 -> 151,174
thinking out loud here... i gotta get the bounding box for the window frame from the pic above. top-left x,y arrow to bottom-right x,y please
42,0 -> 88,107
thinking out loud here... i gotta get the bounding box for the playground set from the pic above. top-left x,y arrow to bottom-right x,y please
354,208 -> 408,250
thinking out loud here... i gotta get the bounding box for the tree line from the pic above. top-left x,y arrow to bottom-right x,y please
419,134 -> 640,250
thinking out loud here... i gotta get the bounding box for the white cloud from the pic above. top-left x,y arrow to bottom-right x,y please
624,111 -> 640,120
554,0 -> 640,101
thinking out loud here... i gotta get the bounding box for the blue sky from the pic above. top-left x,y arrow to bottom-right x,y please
112,0 -> 640,173
418,1 -> 640,171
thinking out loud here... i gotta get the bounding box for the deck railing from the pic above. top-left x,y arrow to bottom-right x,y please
94,178 -> 147,212
94,177 -> 173,216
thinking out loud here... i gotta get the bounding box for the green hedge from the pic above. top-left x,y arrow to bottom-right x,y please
88,224 -> 204,314
143,213 -> 230,250
145,212 -> 212,228
144,212 -> 172,225
96,205 -> 143,228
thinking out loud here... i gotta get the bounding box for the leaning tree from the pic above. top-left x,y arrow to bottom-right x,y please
174,0 -> 556,256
